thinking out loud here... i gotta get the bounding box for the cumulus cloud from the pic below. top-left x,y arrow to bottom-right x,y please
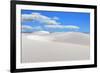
21,12 -> 60,25
22,14 -> 33,21
22,25 -> 33,32
32,12 -> 60,25
21,12 -> 80,32
22,25 -> 43,32
45,25 -> 80,30
22,25 -> 33,30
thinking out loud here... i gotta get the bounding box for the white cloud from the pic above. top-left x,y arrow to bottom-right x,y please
22,25 -> 33,32
45,25 -> 80,30
22,14 -> 33,21
22,25 -> 33,30
52,16 -> 59,20
21,13 -> 80,31
22,12 -> 61,25
32,12 -> 50,20
64,25 -> 80,29
45,25 -> 64,28
22,25 -> 43,32
32,12 -> 60,25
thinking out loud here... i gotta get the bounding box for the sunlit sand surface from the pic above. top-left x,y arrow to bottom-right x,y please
21,32 -> 90,63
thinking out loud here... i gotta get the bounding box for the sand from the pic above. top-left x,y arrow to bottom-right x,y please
21,32 -> 90,63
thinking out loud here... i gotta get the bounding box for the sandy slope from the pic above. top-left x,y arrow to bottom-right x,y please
22,32 -> 90,63
26,32 -> 90,45
52,32 -> 90,45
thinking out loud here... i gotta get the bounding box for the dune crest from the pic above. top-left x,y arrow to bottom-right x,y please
26,32 -> 90,46
53,32 -> 90,45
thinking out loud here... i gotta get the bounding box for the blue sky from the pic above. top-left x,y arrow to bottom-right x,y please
21,9 -> 90,33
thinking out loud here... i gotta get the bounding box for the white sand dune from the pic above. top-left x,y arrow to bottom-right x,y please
22,32 -> 90,63
26,32 -> 90,45
27,35 -> 53,41
52,32 -> 90,45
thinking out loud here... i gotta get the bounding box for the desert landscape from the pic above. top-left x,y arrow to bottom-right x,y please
21,31 -> 90,63
21,10 -> 90,63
